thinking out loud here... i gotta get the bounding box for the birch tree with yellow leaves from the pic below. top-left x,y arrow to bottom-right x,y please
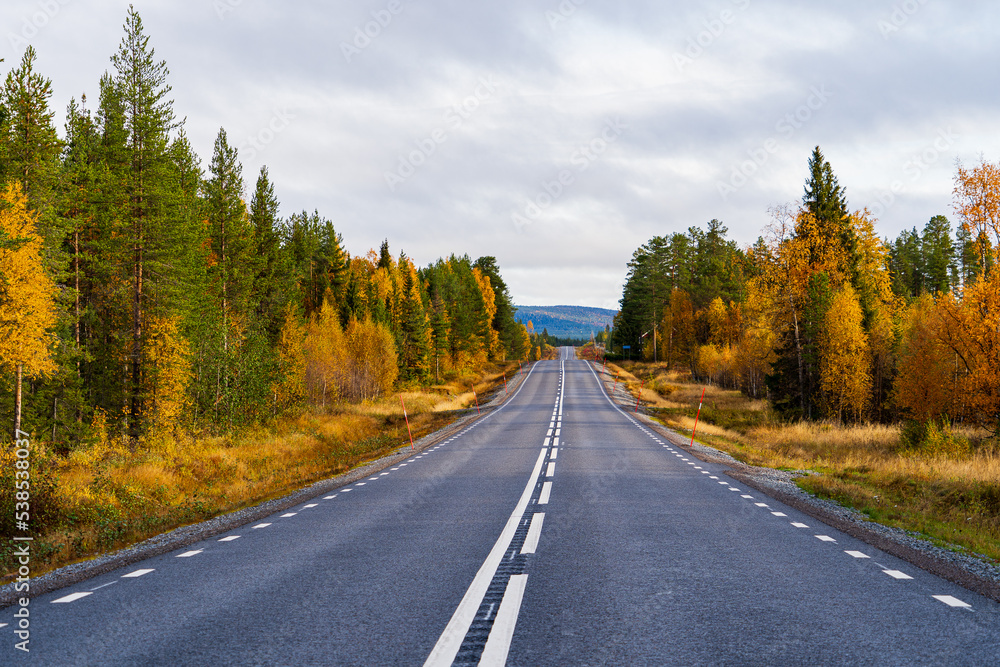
0,182 -> 57,438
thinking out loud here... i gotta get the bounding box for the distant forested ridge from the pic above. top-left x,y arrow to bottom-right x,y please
514,305 -> 616,340
0,8 -> 530,447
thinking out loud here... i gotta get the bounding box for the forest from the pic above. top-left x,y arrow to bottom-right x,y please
0,8 -> 533,451
611,146 -> 1000,435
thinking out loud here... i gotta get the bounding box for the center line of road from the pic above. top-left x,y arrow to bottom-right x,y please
52,592 -> 92,604
424,447 -> 549,667
479,574 -> 529,666
176,549 -> 203,558
539,481 -> 552,505
121,569 -> 154,578
521,513 -> 545,554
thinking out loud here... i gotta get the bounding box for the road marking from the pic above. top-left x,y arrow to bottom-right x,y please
0,623 -> 6,629
390,467 -> 399,471
219,536 -> 241,542
122,569 -> 154,578
741,494 -> 753,498
791,522 -> 809,528
771,512 -> 787,517
554,429 -> 561,436
479,574 -> 529,667
815,535 -> 836,542
253,523 -> 271,529
729,488 -> 740,492
424,448 -> 548,666
90,581 -> 118,591
304,503 -> 318,508
694,466 -> 702,469
933,595 -> 972,608
546,462 -> 556,477
521,513 -> 545,554
845,551 -> 870,559
539,482 -> 552,505
369,477 -> 380,481
883,570 -> 913,580
324,495 -> 338,500
709,476 -> 718,479
702,471 -> 711,475
553,436 -> 560,447
177,550 -> 204,558
546,429 -> 553,437
718,481 -> 729,485
52,592 -> 92,604
543,437 -> 551,447
380,472 -> 390,476
755,503 -> 769,508
281,513 -> 297,518
550,449 -> 558,459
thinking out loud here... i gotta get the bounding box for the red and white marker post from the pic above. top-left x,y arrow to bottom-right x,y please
634,379 -> 644,413
472,383 -> 480,415
503,371 -> 509,395
689,387 -> 706,447
400,395 -> 414,450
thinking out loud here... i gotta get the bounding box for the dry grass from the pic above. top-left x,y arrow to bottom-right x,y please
607,360 -> 1000,564
1,363 -> 519,582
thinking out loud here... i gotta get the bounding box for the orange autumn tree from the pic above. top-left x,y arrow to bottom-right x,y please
954,158 -> 1000,273
820,284 -> 871,423
893,294 -> 956,423
0,182 -> 57,438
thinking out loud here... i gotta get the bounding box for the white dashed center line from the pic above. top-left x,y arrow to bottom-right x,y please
304,504 -> 318,508
219,535 -> 241,542
546,462 -> 556,477
791,522 -> 809,528
539,482 -> 552,505
52,592 -> 92,604
177,549 -> 203,558
883,570 -> 913,580
253,523 -> 271,529
815,535 -> 836,543
281,513 -> 297,518
771,512 -> 787,517
521,513 -> 545,554
845,551 -> 870,559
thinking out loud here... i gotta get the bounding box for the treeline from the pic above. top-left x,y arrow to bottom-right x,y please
0,8 -> 528,448
613,147 -> 1000,432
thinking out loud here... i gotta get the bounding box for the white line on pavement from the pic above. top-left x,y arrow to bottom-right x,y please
521,513 -> 545,554
479,574 -> 529,667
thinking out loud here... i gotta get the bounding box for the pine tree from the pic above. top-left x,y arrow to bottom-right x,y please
248,166 -> 289,341
110,6 -> 178,440
0,182 -> 57,438
802,146 -> 855,273
921,215 -> 957,295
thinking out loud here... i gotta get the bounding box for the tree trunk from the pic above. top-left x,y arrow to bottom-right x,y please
13,364 -> 23,440
129,243 -> 143,441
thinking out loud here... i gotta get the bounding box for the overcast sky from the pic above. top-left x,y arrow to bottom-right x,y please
4,0 -> 998,309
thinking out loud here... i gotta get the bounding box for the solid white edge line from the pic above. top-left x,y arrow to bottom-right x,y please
423,448 -> 548,667
479,574 -> 529,667
539,481 -> 552,505
521,513 -> 545,554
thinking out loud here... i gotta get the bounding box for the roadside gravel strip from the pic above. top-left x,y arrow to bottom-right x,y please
593,363 -> 1000,603
0,369 -> 530,609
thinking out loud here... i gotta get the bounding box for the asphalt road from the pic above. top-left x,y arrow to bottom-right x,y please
4,347 -> 999,665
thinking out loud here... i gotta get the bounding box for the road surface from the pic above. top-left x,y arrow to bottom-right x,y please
4,347 -> 999,665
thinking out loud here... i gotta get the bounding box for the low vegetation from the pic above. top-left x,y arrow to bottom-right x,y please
603,359 -> 1000,565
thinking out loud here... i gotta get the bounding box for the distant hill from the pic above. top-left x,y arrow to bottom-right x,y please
513,305 -> 617,341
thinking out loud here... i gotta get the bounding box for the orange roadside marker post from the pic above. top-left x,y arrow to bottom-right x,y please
503,372 -> 509,394
635,379 -> 644,413
472,383 -> 480,414
400,395 -> 414,449
690,387 -> 706,447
